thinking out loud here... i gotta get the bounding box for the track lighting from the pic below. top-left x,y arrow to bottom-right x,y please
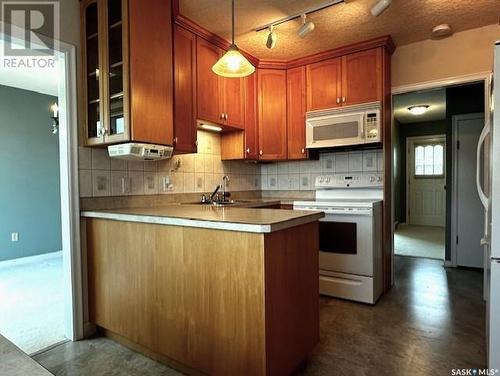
255,0 -> 344,47
298,14 -> 315,38
266,25 -> 277,49
371,0 -> 392,17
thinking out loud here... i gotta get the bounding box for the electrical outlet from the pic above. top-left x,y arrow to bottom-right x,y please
160,176 -> 173,192
11,232 -> 19,242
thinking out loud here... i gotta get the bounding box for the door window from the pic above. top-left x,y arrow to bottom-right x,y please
414,143 -> 444,177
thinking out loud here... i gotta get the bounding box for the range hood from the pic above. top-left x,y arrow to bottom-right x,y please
108,143 -> 173,161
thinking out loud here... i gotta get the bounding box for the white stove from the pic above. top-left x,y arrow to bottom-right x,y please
293,173 -> 383,304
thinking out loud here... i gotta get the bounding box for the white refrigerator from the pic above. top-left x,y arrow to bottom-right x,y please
481,41 -> 500,369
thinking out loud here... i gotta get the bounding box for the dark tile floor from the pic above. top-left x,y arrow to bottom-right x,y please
33,256 -> 485,375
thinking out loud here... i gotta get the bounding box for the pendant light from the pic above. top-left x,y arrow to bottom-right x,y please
212,0 -> 255,78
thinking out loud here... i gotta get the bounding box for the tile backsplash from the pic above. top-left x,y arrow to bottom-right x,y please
79,131 -> 383,198
261,149 -> 384,191
78,131 -> 261,198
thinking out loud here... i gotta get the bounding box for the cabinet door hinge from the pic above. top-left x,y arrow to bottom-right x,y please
457,140 -> 460,149
456,236 -> 459,244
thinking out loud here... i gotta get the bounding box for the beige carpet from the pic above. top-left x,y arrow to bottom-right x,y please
395,224 -> 445,260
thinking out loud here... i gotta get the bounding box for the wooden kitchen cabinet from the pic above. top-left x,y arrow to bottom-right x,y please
196,37 -> 245,129
222,75 -> 245,129
81,0 -> 173,146
221,72 -> 259,160
306,47 -> 382,111
196,37 -> 223,125
173,25 -> 197,153
287,66 -> 307,160
86,217 -> 319,375
306,57 -> 342,111
258,69 -> 287,160
341,48 -> 382,106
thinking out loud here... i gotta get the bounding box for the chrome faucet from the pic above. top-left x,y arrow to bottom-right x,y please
210,184 -> 221,202
221,175 -> 230,202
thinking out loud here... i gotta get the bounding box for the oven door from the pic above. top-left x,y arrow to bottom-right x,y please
306,111 -> 365,149
318,212 -> 374,277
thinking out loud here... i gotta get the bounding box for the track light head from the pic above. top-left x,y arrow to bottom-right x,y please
371,0 -> 392,17
298,14 -> 315,39
266,25 -> 277,49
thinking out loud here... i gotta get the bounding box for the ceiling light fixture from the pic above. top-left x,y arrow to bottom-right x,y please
371,0 -> 392,17
431,24 -> 452,39
298,14 -> 315,38
408,105 -> 430,116
199,123 -> 223,132
266,25 -> 277,49
212,0 -> 255,78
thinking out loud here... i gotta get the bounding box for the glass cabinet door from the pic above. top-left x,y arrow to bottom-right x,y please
104,0 -> 127,140
85,1 -> 102,141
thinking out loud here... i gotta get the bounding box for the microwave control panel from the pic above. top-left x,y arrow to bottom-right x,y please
365,109 -> 380,142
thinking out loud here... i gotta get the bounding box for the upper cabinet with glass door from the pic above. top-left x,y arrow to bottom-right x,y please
81,0 -> 174,146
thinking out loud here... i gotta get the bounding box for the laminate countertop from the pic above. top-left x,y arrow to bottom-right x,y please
81,204 -> 324,233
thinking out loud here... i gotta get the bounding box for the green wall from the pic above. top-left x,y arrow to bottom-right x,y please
0,85 -> 61,262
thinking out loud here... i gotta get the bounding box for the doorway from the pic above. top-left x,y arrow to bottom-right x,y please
392,82 -> 486,263
0,22 -> 83,354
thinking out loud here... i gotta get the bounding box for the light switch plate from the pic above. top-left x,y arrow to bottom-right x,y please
11,232 -> 18,242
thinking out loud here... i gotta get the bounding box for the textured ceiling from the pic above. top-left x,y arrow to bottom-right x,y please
179,0 -> 500,60
393,88 -> 446,124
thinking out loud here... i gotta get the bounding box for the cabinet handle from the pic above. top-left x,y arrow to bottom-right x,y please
336,97 -> 341,104
246,148 -> 250,154
259,150 -> 263,156
342,96 -> 346,103
224,113 -> 228,120
173,137 -> 178,144
301,148 -> 305,154
220,113 -> 224,120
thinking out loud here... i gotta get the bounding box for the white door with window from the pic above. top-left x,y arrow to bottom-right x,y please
407,136 -> 446,227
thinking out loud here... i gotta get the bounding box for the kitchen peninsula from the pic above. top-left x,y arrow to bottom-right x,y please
82,205 -> 324,375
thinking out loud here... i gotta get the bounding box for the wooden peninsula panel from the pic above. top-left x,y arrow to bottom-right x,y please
86,218 -> 319,375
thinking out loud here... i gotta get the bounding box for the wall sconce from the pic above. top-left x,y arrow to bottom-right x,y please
50,103 -> 59,134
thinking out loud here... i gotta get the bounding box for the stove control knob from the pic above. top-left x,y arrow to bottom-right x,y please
325,177 -> 331,183
319,177 -> 325,183
370,176 -> 375,183
377,176 -> 383,182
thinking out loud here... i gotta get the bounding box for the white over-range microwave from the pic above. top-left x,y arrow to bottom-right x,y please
306,102 -> 381,149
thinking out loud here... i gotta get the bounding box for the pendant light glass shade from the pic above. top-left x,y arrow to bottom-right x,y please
212,44 -> 255,77
212,0 -> 255,78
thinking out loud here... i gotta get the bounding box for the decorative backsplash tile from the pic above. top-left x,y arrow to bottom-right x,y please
79,131 -> 262,198
260,149 -> 383,191
79,131 -> 383,198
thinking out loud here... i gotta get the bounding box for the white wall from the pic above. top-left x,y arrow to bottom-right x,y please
392,23 -> 500,88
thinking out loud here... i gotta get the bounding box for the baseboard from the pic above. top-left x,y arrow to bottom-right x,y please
83,322 -> 97,338
443,260 -> 456,267
0,251 -> 62,268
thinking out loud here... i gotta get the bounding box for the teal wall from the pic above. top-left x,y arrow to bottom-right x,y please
0,85 -> 61,262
